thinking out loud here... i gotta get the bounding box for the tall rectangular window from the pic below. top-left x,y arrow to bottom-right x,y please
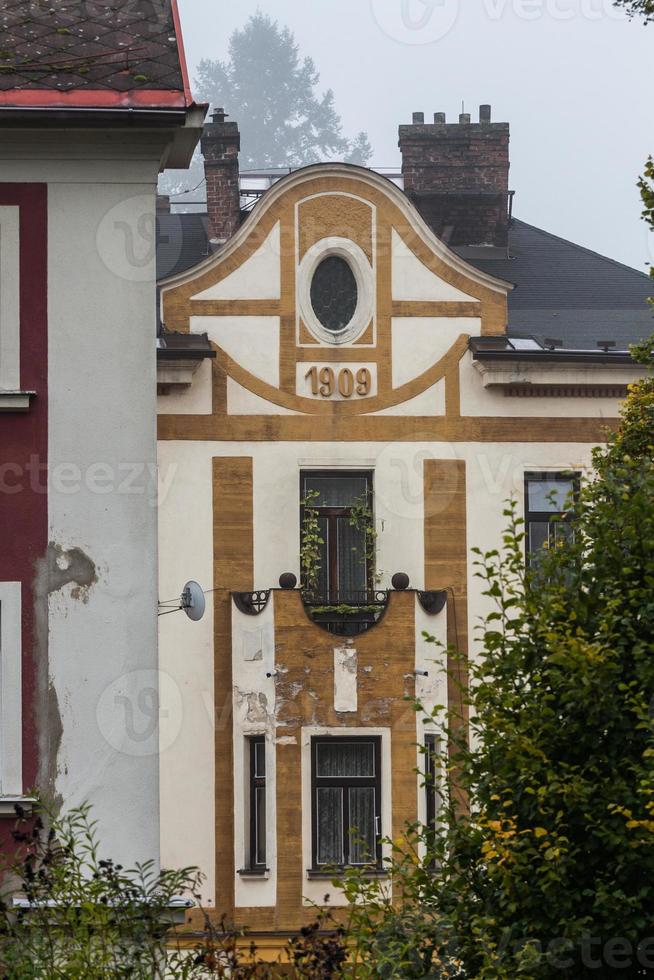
311,736 -> 381,869
424,734 -> 440,865
524,472 -> 578,563
0,583 -> 22,796
248,737 -> 266,870
0,206 -> 21,393
300,471 -> 373,600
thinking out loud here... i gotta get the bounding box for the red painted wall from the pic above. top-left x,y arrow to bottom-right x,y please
0,185 -> 48,824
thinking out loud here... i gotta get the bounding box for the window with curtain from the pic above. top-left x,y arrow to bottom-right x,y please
524,472 -> 579,564
300,471 -> 373,600
311,736 -> 381,869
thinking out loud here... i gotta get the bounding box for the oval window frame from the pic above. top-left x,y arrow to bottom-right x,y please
298,237 -> 374,346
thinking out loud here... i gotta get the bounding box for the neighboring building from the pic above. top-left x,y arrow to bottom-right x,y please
155,103 -> 653,944
0,0 -> 205,864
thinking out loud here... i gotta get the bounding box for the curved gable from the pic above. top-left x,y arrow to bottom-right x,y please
160,165 -> 511,420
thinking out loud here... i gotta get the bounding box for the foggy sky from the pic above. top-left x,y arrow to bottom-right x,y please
177,0 -> 653,273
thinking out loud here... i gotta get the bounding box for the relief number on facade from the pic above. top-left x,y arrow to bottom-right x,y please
304,366 -> 373,399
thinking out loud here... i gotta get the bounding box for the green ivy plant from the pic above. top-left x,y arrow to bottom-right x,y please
300,489 -> 324,596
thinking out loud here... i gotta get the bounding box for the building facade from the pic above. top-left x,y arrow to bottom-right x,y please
156,106 -> 652,939
0,0 -> 204,864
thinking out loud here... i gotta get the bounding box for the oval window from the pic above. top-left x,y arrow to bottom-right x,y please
310,256 -> 358,333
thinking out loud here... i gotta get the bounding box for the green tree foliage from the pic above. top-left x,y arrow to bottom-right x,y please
612,0 -> 654,20
340,350 -> 654,978
195,13 -> 372,169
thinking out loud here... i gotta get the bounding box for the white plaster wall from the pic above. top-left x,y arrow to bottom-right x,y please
231,600 -> 277,908
392,318 -> 480,388
192,223 -> 280,300
157,358 -> 213,415
158,445 -> 215,902
460,352 -> 625,418
391,231 -> 477,302
1,141 -> 166,867
192,316 -> 280,388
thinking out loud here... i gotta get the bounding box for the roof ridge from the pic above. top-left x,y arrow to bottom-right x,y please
512,218 -> 652,282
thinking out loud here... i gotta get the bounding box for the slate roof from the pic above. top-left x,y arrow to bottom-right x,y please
156,207 -> 653,351
454,219 -> 653,350
0,0 -> 191,107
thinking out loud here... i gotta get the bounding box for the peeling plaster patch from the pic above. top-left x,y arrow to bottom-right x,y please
236,691 -> 270,724
276,735 -> 297,746
361,698 -> 394,722
46,543 -> 98,604
334,647 -> 358,713
363,665 -> 373,674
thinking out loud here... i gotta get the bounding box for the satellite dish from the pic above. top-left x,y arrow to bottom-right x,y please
181,581 -> 206,622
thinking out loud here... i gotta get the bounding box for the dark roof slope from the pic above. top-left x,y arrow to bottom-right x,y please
157,213 -> 214,280
0,0 -> 190,107
155,209 -> 653,350
456,219 -> 653,349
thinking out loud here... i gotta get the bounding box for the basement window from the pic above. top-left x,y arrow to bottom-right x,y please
524,472 -> 579,563
311,736 -> 382,869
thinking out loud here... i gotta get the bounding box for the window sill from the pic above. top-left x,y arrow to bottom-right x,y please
237,868 -> 270,879
0,796 -> 38,818
306,868 -> 388,880
0,391 -> 35,413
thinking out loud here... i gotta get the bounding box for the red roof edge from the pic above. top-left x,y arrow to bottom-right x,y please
171,0 -> 193,107
0,89 -> 188,109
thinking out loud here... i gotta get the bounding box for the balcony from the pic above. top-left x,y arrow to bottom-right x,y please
300,589 -> 390,637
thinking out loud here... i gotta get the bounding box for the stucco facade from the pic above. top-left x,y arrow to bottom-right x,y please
156,164 -> 637,936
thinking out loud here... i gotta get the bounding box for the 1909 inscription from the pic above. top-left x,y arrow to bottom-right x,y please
305,366 -> 372,399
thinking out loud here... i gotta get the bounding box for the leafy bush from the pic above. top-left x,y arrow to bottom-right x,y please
339,342 -> 654,978
0,803 -> 347,978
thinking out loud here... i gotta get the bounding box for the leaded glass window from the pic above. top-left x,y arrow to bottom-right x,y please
310,256 -> 358,333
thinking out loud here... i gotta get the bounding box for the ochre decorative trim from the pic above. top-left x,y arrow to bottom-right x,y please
213,457 -> 254,916
423,459 -> 469,780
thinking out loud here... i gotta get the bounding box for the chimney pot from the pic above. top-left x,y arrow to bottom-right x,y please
480,104 -> 492,123
412,112 -> 425,124
212,106 -> 228,123
398,104 -> 510,247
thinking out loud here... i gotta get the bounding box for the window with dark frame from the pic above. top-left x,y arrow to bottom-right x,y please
524,472 -> 579,564
424,734 -> 440,866
300,471 -> 373,601
311,736 -> 382,870
248,736 -> 266,871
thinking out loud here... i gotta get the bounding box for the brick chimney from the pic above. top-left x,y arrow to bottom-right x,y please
201,108 -> 241,243
399,105 -> 510,247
